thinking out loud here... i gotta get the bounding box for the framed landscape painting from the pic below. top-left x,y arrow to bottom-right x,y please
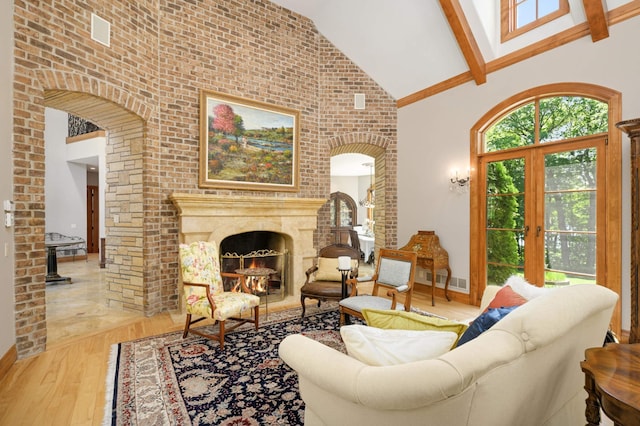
199,90 -> 300,191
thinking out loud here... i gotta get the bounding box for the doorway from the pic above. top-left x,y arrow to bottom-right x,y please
86,185 -> 99,253
470,83 -> 622,334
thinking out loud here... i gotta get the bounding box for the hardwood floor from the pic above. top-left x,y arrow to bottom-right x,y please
0,256 -> 479,425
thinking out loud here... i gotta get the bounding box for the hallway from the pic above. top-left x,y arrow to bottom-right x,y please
46,254 -> 141,346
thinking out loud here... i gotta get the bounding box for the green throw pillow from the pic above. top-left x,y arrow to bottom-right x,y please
361,309 -> 468,344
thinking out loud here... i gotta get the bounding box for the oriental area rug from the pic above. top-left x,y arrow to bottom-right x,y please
103,305 -> 348,426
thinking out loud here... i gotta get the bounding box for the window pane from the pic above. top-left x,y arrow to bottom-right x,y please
487,158 -> 525,233
516,0 -> 536,28
488,263 -> 524,286
544,232 -> 596,278
545,191 -> 596,232
485,103 -> 535,152
544,148 -> 597,191
486,157 -> 525,285
539,97 -> 608,142
339,200 -> 352,226
543,148 -> 597,286
539,0 -> 560,18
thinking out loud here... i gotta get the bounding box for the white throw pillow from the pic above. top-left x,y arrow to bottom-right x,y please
340,325 -> 458,366
504,275 -> 549,300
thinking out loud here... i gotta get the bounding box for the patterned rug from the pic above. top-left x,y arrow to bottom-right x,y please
103,305 -> 349,425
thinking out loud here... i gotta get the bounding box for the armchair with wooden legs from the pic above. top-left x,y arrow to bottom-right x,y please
179,241 -> 260,349
339,248 -> 417,325
300,243 -> 360,317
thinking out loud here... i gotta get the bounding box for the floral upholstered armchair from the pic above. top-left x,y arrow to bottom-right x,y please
179,241 -> 260,349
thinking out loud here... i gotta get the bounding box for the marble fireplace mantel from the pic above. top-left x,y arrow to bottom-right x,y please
170,193 -> 326,306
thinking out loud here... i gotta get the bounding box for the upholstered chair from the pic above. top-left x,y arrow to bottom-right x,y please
300,244 -> 360,317
339,248 -> 417,325
179,241 -> 260,349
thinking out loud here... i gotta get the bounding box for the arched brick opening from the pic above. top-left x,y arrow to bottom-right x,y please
13,70 -> 158,358
328,133 -> 395,253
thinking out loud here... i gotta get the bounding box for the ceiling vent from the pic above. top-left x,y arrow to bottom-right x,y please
91,13 -> 110,47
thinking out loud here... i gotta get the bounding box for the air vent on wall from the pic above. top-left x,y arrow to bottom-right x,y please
91,13 -> 110,47
354,93 -> 365,110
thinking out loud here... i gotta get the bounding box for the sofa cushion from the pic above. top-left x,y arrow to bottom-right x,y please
484,285 -> 528,313
314,257 -> 358,281
340,324 -> 458,366
456,306 -> 519,347
361,309 -> 468,340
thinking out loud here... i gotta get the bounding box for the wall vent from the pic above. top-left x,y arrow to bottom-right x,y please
354,93 -> 365,110
91,13 -> 110,47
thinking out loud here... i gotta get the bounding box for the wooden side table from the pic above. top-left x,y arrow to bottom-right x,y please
581,343 -> 640,426
400,230 -> 451,306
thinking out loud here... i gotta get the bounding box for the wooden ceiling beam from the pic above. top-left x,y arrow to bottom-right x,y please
583,0 -> 609,42
438,0 -> 486,85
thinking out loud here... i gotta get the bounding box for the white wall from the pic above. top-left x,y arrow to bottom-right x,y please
398,17 -> 640,330
0,0 -> 15,360
44,108 -> 89,240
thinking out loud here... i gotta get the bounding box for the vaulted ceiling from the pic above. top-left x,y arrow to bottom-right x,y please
269,0 -> 639,106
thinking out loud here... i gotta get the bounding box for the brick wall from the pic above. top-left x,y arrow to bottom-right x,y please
12,0 -> 397,358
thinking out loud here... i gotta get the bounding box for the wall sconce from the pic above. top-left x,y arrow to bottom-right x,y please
449,168 -> 470,193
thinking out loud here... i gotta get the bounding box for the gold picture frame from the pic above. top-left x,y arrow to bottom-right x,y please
199,90 -> 300,191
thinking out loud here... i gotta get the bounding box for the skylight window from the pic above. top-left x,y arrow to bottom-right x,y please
502,0 -> 569,42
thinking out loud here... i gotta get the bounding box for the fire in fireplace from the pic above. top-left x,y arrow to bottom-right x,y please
220,231 -> 289,304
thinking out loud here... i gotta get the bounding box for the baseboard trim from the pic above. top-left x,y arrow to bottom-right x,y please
414,281 -> 471,305
0,344 -> 17,381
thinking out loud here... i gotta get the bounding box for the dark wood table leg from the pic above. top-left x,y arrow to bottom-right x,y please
340,271 -> 351,325
583,373 -> 601,426
444,266 -> 451,301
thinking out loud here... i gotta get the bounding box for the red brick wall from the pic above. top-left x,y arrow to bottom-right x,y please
12,0 -> 396,357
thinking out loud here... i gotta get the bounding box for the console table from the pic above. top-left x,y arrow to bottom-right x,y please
581,343 -> 640,426
400,230 -> 451,306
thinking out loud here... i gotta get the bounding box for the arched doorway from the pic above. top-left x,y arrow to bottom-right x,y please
329,140 -> 388,257
469,82 -> 622,334
13,71 -> 157,357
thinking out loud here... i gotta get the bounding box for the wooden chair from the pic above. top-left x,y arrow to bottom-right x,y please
339,248 -> 417,325
179,241 -> 260,349
348,229 -> 365,260
300,244 -> 360,317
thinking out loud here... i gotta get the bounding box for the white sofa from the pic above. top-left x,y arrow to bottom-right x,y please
279,283 -> 618,426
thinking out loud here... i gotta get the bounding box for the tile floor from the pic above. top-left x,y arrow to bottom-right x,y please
46,254 -> 142,345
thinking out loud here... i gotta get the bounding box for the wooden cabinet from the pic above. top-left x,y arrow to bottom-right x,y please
617,118 -> 640,344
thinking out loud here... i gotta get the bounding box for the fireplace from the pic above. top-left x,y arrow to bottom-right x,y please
220,231 -> 289,303
170,193 -> 326,312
